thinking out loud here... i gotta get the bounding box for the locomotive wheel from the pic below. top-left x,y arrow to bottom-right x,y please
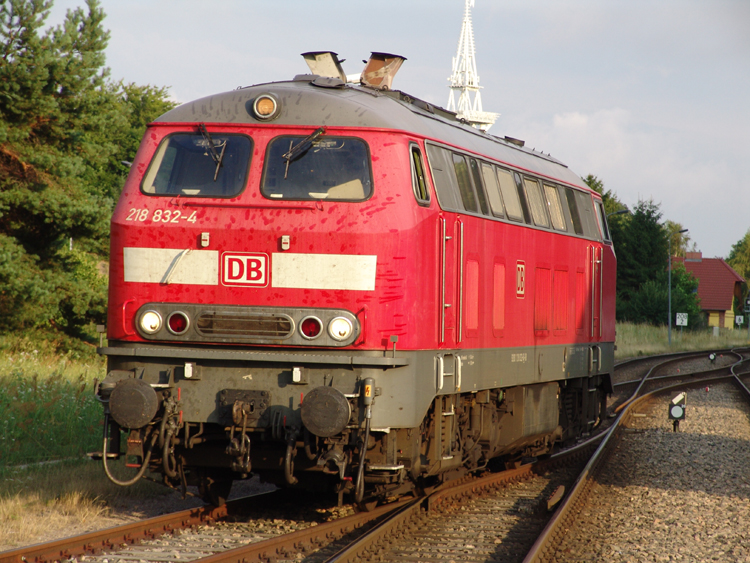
198,469 -> 233,506
357,499 -> 379,512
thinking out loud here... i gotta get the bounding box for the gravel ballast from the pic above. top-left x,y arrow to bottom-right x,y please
553,382 -> 750,562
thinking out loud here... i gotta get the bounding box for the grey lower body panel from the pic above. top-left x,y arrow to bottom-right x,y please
100,340 -> 614,431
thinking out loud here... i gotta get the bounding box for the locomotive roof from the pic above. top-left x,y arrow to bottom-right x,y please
156,76 -> 588,190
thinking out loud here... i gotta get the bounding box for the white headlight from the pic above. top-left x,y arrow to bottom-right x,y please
328,317 -> 353,341
140,311 -> 162,334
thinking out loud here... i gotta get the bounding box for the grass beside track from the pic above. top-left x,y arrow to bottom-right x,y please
615,322 -> 750,359
0,459 -> 183,549
0,349 -> 103,468
0,334 -> 182,550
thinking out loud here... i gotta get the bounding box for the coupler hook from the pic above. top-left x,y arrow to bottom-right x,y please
227,408 -> 251,473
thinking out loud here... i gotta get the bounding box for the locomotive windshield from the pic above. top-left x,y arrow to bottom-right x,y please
141,133 -> 252,197
262,135 -> 372,201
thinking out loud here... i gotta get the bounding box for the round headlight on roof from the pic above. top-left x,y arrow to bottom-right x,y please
252,94 -> 279,120
328,317 -> 353,341
140,310 -> 162,334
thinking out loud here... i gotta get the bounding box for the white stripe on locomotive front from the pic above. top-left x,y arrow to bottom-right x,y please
123,247 -> 377,291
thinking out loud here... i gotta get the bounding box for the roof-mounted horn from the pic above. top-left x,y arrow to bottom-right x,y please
301,51 -> 347,82
360,52 -> 406,90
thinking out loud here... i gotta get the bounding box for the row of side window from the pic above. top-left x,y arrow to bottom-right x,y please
418,142 -> 609,241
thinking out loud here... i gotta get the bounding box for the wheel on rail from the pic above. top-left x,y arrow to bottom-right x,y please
198,468 -> 233,506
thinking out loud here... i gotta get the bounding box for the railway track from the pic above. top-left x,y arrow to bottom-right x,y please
322,348 -> 750,562
4,348 -> 750,563
524,348 -> 750,562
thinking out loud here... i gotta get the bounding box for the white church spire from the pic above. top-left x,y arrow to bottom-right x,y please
447,0 -> 499,131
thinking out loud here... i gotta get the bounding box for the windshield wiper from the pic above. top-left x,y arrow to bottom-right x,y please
199,123 -> 227,181
282,126 -> 326,178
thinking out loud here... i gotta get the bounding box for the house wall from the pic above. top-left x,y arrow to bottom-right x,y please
708,311 -> 720,327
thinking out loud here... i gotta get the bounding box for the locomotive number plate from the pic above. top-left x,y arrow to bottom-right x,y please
125,208 -> 198,223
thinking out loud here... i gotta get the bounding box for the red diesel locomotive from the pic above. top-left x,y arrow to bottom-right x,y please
95,52 -> 616,504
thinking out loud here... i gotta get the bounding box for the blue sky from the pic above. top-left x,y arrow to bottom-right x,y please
47,0 -> 750,258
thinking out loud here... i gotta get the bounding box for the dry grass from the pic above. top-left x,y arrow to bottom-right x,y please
616,322 -> 750,359
0,489 -> 108,547
0,337 -> 199,551
0,460 -> 194,550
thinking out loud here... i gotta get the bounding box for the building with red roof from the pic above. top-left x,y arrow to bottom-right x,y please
674,252 -> 745,329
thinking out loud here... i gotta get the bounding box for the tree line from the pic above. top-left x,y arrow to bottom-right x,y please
587,174 -> 750,329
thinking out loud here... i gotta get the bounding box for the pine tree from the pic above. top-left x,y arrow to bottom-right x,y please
0,0 -> 174,337
616,199 -> 668,303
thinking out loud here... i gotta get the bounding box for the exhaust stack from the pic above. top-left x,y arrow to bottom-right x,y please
360,52 -> 406,90
301,51 -> 347,82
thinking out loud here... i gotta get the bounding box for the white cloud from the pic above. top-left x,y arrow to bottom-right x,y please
514,105 -> 746,257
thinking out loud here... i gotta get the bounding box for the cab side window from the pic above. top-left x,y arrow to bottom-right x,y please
410,144 -> 430,206
425,143 -> 461,210
575,191 -> 600,239
595,200 -> 611,241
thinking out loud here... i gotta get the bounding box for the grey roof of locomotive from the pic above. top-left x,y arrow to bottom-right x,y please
156,76 -> 588,190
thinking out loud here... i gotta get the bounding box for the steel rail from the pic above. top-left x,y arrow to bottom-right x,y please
323,446 -> 598,563
186,498 -> 413,563
323,465 -> 535,563
0,492 -> 277,563
0,491 -> 407,563
523,369 -> 747,563
613,347 -> 744,370
613,358 -> 738,390
612,351 -> 742,414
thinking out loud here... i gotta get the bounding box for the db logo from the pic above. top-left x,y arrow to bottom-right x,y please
516,261 -> 525,298
222,253 -> 268,287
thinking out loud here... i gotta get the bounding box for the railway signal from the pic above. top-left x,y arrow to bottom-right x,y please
668,392 -> 686,432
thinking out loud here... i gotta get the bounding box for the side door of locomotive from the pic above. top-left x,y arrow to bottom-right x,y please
424,143 -> 462,350
412,142 -> 458,347
571,190 -> 604,341
593,199 -> 613,338
438,151 -> 489,352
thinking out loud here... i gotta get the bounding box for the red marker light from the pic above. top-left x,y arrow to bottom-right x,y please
300,317 -> 322,339
167,312 -> 190,335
